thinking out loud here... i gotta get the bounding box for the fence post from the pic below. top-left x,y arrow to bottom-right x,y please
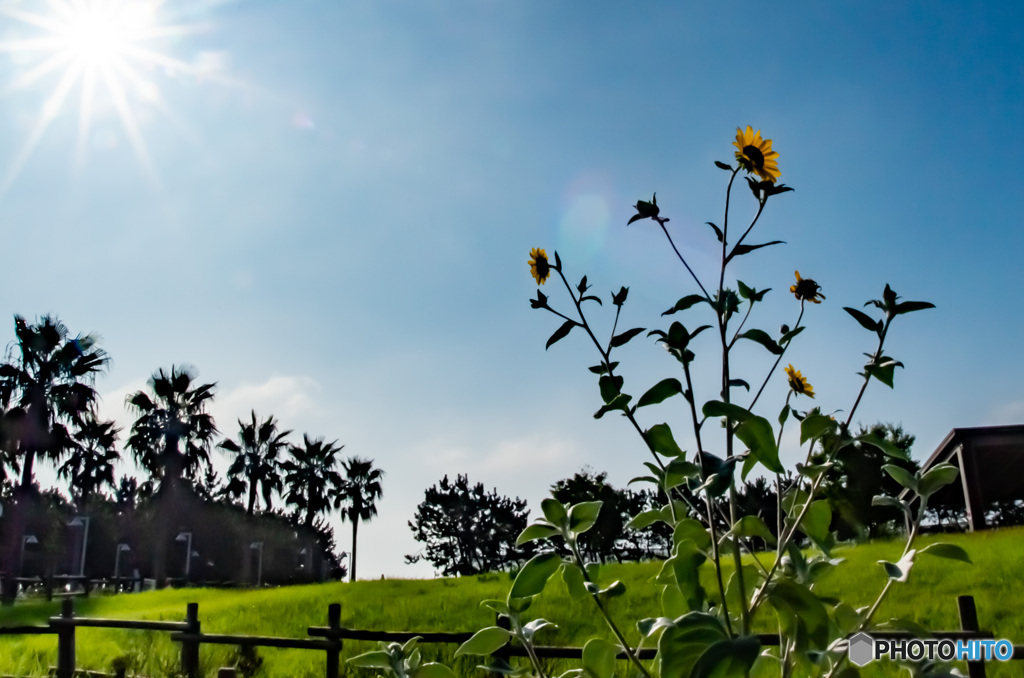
492,614 -> 511,678
217,669 -> 237,678
181,602 -> 201,678
56,597 -> 75,678
957,595 -> 986,678
326,603 -> 341,678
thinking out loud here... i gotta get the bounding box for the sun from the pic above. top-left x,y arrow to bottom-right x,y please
0,0 -> 231,196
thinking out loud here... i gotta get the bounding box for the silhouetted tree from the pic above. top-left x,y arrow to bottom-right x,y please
125,365 -> 217,585
59,410 -> 120,506
218,411 -> 291,516
406,474 -> 532,576
281,434 -> 344,528
125,366 -> 218,492
336,457 -> 383,582
0,315 -> 109,490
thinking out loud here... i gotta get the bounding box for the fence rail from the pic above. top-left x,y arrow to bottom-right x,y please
0,595 -> 1019,678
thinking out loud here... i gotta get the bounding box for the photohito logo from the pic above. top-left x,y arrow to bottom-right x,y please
847,632 -> 1014,666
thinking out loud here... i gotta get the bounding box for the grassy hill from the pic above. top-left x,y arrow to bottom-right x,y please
0,527 -> 1021,677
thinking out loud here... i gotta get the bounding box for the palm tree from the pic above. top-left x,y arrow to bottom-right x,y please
125,365 -> 217,494
281,434 -> 344,529
336,456 -> 384,582
125,365 -> 217,586
58,410 -> 120,506
0,315 -> 109,491
218,411 -> 292,516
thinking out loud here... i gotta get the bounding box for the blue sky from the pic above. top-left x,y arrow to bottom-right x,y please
0,0 -> 1021,578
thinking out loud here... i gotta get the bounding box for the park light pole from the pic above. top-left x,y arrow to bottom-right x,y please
68,516 -> 91,579
250,542 -> 263,587
114,543 -> 130,589
175,532 -> 193,583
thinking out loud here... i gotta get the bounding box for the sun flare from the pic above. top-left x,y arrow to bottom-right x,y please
0,0 -> 230,196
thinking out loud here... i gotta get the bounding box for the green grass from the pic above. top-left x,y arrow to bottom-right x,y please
1,526 -> 1021,677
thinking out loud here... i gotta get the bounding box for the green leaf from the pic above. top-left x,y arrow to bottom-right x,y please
780,325 -> 805,345
454,627 -> 512,657
671,541 -> 708,610
857,432 -> 910,460
701,400 -> 754,422
920,542 -> 971,564
522,618 -> 556,642
479,599 -> 510,616
508,552 -> 563,601
644,423 -> 685,457
800,413 -> 837,445
707,222 -> 725,242
800,500 -> 832,545
541,498 -> 568,526
844,307 -> 882,333
691,636 -> 760,678
871,495 -> 912,521
736,415 -> 784,475
894,300 -> 935,315
664,457 -> 700,489
864,356 -> 904,388
917,463 -> 959,498
598,375 -> 624,404
765,579 -> 830,648
727,240 -> 785,262
347,650 -> 393,668
610,327 -> 645,348
637,378 -> 684,408
878,549 -> 915,583
663,294 -> 708,316
882,464 -> 918,494
657,613 -> 729,678
728,378 -> 750,391
546,320 -> 577,349
413,663 -> 458,678
593,393 -> 631,419
580,638 -> 617,678
739,328 -> 784,355
778,404 -> 791,426
567,501 -> 603,535
517,523 -> 560,545
625,509 -> 665,531
587,362 -> 618,375
562,563 -> 589,601
731,515 -> 777,545
673,518 -> 712,552
714,161 -> 732,171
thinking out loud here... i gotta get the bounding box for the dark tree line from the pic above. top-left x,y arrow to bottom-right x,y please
0,314 -> 385,599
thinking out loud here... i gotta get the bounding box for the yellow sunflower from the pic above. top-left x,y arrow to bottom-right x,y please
529,248 -> 551,285
784,364 -> 815,398
733,126 -> 781,183
790,271 -> 825,304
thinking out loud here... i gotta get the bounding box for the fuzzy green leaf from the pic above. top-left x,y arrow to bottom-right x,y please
508,552 -> 562,601
454,627 -> 512,657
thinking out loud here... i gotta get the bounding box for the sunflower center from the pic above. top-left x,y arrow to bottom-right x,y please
743,145 -> 765,169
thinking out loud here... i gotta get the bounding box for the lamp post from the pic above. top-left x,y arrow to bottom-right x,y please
114,544 -> 130,590
67,516 -> 91,579
250,542 -> 263,587
175,532 -> 193,583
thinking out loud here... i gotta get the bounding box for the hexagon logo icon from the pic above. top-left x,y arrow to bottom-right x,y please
848,632 -> 875,667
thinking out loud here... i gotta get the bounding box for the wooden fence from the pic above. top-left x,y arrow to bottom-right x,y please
0,595 -> 1020,678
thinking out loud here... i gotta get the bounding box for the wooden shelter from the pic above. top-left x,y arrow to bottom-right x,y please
908,425 -> 1024,531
